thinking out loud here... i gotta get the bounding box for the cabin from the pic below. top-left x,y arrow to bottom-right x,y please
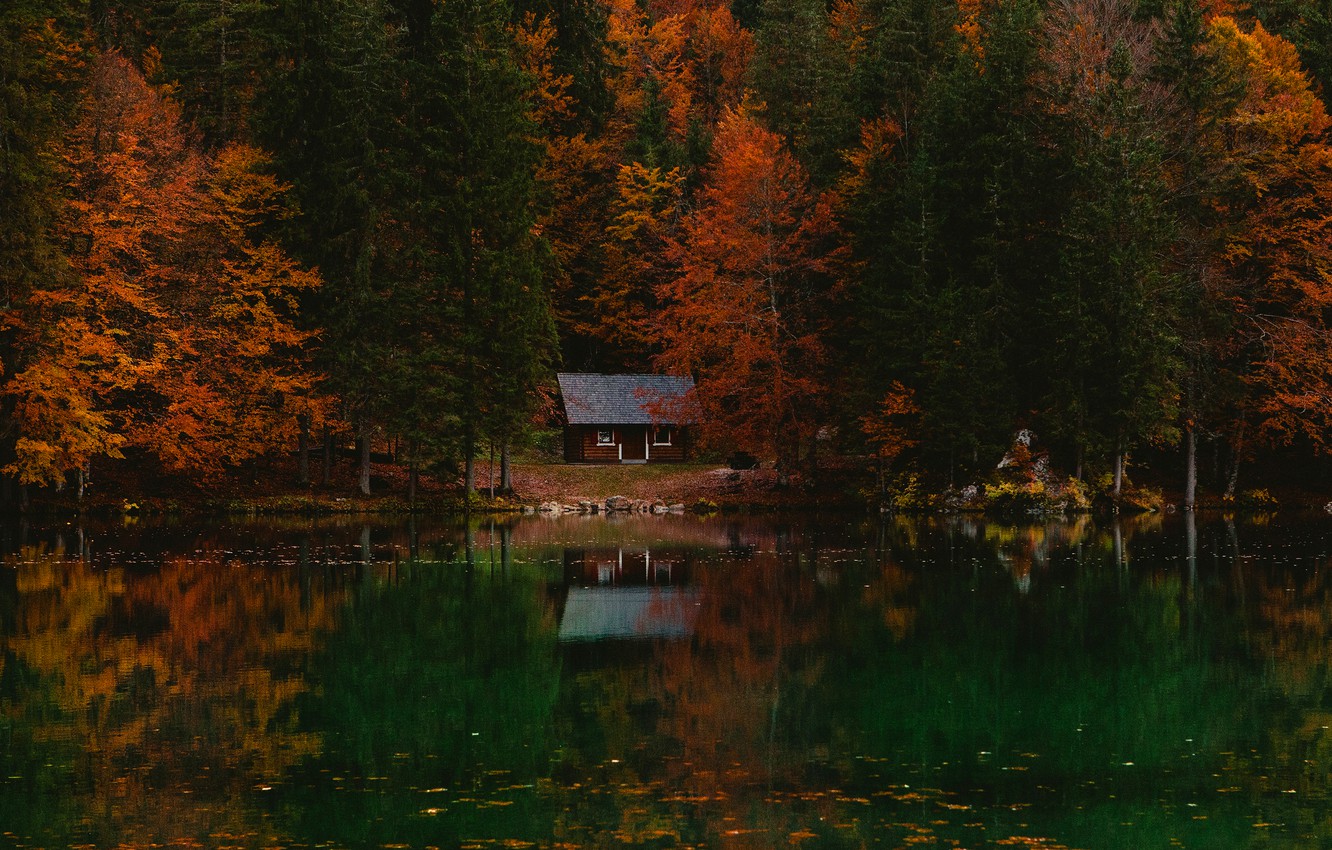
558,372 -> 695,464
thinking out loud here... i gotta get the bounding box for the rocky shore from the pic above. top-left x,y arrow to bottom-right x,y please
530,495 -> 690,515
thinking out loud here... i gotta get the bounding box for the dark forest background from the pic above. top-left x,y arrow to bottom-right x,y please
6,0 -> 1332,503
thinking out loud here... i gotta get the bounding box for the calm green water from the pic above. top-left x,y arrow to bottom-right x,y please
1,511 -> 1331,848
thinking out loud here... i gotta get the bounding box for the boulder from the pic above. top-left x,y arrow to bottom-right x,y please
539,501 -> 562,514
605,495 -> 633,512
668,503 -> 685,513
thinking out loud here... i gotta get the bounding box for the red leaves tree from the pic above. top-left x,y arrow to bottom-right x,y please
6,52 -> 320,486
655,108 -> 843,483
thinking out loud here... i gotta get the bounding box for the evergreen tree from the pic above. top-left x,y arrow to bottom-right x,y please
1036,0 -> 1182,489
750,0 -> 857,184
0,0 -> 87,495
856,0 -> 1050,481
395,0 -> 555,492
257,0 -> 399,493
145,0 -> 281,141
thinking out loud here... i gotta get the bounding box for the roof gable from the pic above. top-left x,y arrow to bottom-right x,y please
557,373 -> 695,425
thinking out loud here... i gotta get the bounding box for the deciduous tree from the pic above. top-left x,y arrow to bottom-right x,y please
7,52 -> 321,485
655,107 -> 843,483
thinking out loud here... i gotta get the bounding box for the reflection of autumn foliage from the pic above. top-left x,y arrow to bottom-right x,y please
657,553 -> 823,783
1251,566 -> 1332,704
550,527 -> 930,845
2,546 -> 343,843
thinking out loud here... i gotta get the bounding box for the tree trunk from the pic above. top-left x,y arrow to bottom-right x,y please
1184,425 -> 1197,510
488,442 -> 495,499
359,423 -> 372,496
407,438 -> 419,509
297,414 -> 310,486
1210,437 -> 1220,488
776,431 -> 797,488
464,452 -> 475,496
500,441 -> 512,494
1224,421 -> 1245,501
1112,451 -> 1124,497
1224,454 -> 1240,501
322,425 -> 333,486
1074,442 -> 1084,482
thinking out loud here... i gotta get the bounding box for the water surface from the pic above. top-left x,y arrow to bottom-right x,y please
1,511 -> 1330,848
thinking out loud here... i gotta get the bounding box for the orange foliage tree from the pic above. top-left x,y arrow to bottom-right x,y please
5,52 -> 321,486
861,380 -> 922,493
1204,19 -> 1332,454
539,0 -> 754,369
655,108 -> 844,482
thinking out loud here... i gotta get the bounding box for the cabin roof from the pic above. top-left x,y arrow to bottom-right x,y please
557,373 -> 695,425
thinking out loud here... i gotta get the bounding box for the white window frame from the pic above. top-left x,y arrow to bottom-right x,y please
596,428 -> 615,446
652,425 -> 674,446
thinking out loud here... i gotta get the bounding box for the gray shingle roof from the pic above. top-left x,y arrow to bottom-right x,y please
557,373 -> 695,425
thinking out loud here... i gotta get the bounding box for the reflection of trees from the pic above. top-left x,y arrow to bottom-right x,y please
8,513 -> 1332,847
542,515 -> 1274,848
549,532 -> 884,846
830,516 -> 1262,848
1237,543 -> 1332,832
0,542 -> 345,846
279,557 -> 562,848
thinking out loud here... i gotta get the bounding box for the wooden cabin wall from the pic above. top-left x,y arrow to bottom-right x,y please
563,426 -> 692,463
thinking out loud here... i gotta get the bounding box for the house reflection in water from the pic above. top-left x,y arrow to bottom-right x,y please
558,547 -> 700,642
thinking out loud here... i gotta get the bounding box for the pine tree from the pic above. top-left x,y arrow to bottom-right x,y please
257,0 -> 399,493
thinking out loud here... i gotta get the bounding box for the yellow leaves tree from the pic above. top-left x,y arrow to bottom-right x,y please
151,142 -> 323,473
1199,19 -> 1332,458
861,381 -> 922,493
591,161 -> 685,365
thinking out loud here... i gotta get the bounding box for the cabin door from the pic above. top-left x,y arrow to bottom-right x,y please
620,426 -> 648,462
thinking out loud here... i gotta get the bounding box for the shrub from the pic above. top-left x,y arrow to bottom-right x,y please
690,498 -> 719,514
1121,486 -> 1164,513
1235,488 -> 1278,510
984,479 -> 1051,513
886,472 -> 933,512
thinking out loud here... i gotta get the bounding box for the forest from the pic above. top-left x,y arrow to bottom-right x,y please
5,0 -> 1332,507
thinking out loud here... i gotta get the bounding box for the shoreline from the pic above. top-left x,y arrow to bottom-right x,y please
10,458 -> 1329,520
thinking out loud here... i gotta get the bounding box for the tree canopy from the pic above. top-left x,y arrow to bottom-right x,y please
7,0 -> 1332,500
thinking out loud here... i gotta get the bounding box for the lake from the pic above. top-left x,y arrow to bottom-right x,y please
1,510 -> 1330,848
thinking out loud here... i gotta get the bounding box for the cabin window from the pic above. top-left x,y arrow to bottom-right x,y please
652,426 -> 674,446
596,429 -> 615,446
